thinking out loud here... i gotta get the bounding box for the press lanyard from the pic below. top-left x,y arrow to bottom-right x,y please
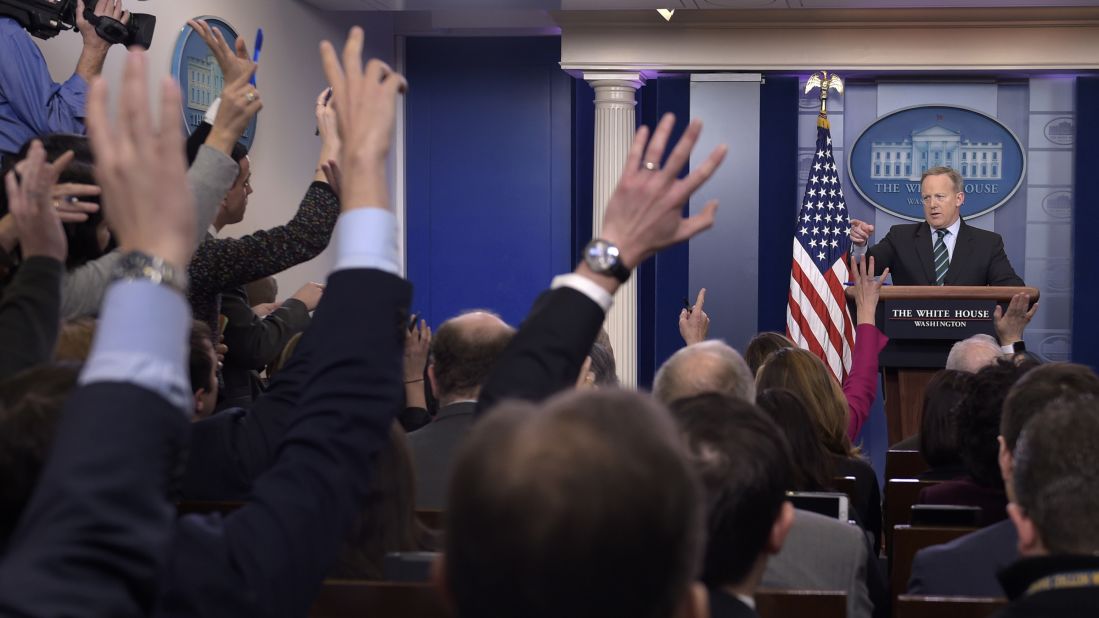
1025,570 -> 1099,596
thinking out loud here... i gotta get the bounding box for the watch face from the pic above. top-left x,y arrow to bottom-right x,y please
585,240 -> 621,273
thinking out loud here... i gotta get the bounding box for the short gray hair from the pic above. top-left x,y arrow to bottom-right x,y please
946,334 -> 1002,373
652,341 -> 755,405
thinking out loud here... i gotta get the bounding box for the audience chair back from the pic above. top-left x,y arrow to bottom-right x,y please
895,595 -> 1006,618
885,450 -> 929,481
415,509 -> 444,531
756,589 -> 846,618
829,475 -> 858,504
884,478 -> 940,552
310,580 -> 450,618
890,526 -> 978,607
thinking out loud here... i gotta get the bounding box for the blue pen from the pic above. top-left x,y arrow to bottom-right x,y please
250,28 -> 264,86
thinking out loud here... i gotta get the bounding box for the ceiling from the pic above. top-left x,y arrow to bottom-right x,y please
300,0 -> 1099,11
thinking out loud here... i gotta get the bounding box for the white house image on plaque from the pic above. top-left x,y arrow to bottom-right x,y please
870,124 -> 1003,182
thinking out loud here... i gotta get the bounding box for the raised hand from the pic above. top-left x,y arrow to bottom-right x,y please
849,219 -> 874,247
994,292 -> 1037,346
204,70 -> 262,157
319,27 -> 407,210
850,254 -> 889,325
187,19 -> 255,86
314,87 -> 340,184
3,142 -> 70,261
404,319 -> 431,384
598,113 -> 727,272
85,51 -> 196,271
679,287 -> 710,346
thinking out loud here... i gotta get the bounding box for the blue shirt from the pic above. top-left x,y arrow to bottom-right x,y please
0,17 -> 89,155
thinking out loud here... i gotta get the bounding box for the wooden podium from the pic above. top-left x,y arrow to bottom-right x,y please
845,286 -> 1039,444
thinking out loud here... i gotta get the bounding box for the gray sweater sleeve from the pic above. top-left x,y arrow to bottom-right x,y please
59,145 -> 239,319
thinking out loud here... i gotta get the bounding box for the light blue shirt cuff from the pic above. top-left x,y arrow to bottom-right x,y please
332,208 -> 400,275
80,280 -> 193,414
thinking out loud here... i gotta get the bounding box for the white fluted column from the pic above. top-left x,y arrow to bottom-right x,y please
585,72 -> 645,387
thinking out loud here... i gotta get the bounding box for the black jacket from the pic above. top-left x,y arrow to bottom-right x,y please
995,554 -> 1099,618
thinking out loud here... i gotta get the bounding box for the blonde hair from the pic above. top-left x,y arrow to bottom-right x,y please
755,347 -> 856,457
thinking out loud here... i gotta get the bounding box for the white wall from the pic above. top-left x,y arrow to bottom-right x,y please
34,0 -> 395,298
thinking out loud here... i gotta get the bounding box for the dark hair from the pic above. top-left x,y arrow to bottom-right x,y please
755,388 -> 834,491
446,389 -> 702,618
755,347 -> 854,457
745,332 -> 795,376
588,341 -> 618,387
1012,396 -> 1099,554
670,392 -> 792,588
185,122 -> 248,166
956,358 -> 1038,488
918,370 -> 970,468
1002,363 -> 1099,453
0,363 -> 80,546
331,423 -> 434,579
189,321 -> 215,395
11,134 -> 111,269
430,311 -> 514,400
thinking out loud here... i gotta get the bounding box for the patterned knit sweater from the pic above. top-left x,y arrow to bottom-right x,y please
187,181 -> 340,332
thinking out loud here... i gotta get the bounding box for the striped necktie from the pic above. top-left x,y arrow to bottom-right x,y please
933,228 -> 950,286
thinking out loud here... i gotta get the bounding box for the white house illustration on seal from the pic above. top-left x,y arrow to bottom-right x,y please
185,55 -> 224,130
870,124 -> 1002,181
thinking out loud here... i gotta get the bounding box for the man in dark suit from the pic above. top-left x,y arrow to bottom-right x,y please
670,394 -> 795,618
849,166 -> 1023,286
908,363 -> 1099,596
996,398 -> 1099,617
409,310 -> 514,509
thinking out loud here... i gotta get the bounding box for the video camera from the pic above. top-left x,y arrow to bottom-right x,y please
0,0 -> 155,48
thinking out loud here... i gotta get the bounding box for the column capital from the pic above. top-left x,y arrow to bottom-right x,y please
582,71 -> 648,91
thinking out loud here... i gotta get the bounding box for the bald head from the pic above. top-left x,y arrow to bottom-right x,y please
946,334 -> 1002,374
430,310 -> 515,404
652,341 -> 755,405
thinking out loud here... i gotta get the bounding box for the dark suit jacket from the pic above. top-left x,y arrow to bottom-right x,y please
0,256 -> 62,381
158,267 -> 410,618
995,554 -> 1099,618
408,401 -> 477,510
219,284 -> 311,408
0,382 -> 189,616
476,286 -> 605,414
907,518 -> 1018,596
708,589 -> 760,618
867,220 -> 1023,286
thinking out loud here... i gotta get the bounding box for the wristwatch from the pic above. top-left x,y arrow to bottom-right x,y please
583,239 -> 631,283
111,251 -> 188,294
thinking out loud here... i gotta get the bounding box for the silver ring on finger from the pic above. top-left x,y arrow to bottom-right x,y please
643,161 -> 658,171
245,91 -> 257,103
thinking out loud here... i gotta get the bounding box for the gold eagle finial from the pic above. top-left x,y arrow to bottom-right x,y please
805,71 -> 844,117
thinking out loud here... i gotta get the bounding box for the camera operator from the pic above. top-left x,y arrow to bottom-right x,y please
0,0 -> 128,157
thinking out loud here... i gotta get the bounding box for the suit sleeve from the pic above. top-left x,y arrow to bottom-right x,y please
985,235 -> 1024,286
843,323 -> 888,441
866,230 -> 898,278
164,268 -> 410,617
0,256 -> 62,380
0,384 -> 189,617
222,288 -> 311,370
476,286 -> 606,415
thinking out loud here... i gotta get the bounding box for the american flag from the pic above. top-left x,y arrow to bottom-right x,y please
787,115 -> 854,382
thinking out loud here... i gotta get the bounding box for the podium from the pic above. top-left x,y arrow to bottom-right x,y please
845,286 -> 1039,445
